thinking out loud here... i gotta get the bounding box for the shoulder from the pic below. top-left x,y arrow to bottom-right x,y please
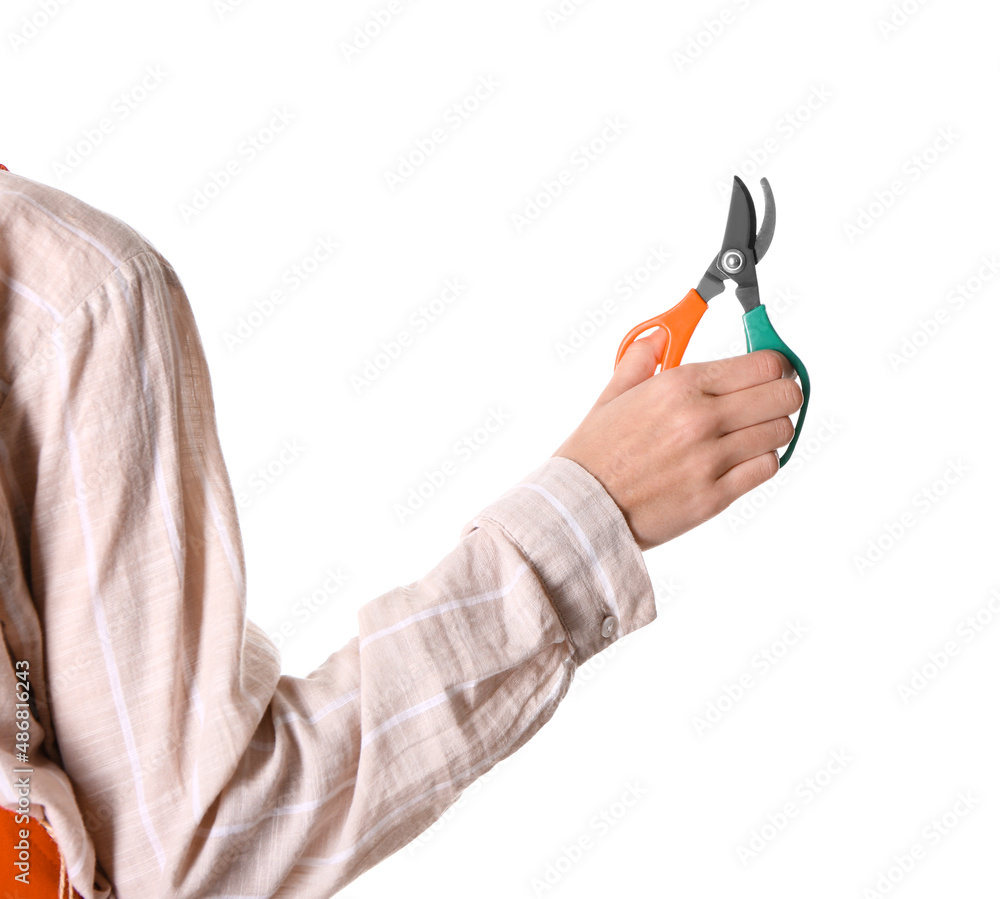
0,170 -> 176,375
0,168 -> 168,300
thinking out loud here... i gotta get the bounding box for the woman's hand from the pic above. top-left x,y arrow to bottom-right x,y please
553,330 -> 804,551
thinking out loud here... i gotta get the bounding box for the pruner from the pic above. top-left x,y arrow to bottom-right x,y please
614,176 -> 810,467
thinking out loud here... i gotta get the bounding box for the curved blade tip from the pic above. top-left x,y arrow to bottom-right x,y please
755,178 -> 776,262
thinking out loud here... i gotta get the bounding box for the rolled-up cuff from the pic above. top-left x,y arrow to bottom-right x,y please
461,455 -> 656,665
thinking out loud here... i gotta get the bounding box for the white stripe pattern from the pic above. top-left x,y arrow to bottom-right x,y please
0,170 -> 655,899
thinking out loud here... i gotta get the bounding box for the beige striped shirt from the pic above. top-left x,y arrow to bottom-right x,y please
0,167 -> 656,898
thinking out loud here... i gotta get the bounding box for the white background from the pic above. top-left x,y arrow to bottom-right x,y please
6,0 -> 1000,896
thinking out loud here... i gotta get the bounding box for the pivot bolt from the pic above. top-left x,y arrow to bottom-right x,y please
720,249 -> 745,274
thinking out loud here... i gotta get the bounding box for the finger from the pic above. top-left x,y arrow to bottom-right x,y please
593,328 -> 667,407
693,349 -> 795,397
713,416 -> 794,477
711,376 -> 803,435
714,450 -> 780,505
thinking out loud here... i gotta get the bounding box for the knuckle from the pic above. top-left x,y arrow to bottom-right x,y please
691,369 -> 712,394
662,367 -> 702,405
754,349 -> 783,382
757,450 -> 780,484
776,377 -> 803,411
774,416 -> 794,445
673,361 -> 699,386
737,453 -> 777,498
692,360 -> 722,393
673,412 -> 705,446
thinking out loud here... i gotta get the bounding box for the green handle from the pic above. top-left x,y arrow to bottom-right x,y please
742,304 -> 810,468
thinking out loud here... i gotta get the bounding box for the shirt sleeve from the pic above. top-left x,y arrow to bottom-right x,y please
13,249 -> 657,898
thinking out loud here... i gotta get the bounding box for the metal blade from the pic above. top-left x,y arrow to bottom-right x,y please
696,269 -> 725,302
754,178 -> 776,262
721,176 -> 756,256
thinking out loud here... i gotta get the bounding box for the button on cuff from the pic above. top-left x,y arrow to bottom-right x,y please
601,616 -> 618,639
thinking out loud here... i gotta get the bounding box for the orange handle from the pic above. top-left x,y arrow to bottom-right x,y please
614,288 -> 708,371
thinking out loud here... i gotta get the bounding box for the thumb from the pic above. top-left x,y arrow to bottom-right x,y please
594,328 -> 667,407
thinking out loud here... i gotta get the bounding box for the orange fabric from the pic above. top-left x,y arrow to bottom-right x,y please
1,806 -> 83,898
